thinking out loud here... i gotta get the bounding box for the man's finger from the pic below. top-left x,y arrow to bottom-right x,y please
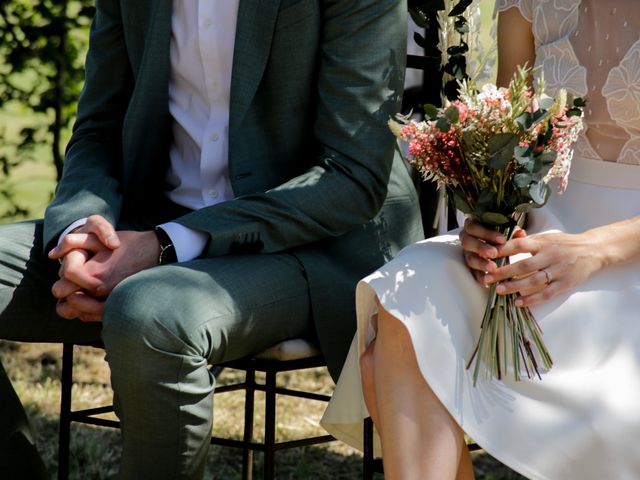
84,215 -> 120,249
65,292 -> 106,316
59,250 -> 104,293
49,233 -> 104,260
56,299 -> 80,320
51,278 -> 84,300
77,313 -> 104,323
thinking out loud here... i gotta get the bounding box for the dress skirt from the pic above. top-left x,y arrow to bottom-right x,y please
321,156 -> 640,480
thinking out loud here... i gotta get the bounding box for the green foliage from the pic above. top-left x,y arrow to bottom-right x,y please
409,0 -> 473,101
0,0 -> 93,219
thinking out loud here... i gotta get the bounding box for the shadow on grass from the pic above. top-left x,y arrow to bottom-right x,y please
31,413 -> 525,480
5,341 -> 525,480
32,415 -> 369,480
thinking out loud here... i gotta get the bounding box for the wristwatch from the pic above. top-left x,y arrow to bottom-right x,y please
154,227 -> 178,265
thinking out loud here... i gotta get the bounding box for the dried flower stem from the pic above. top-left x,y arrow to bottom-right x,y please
466,221 -> 554,385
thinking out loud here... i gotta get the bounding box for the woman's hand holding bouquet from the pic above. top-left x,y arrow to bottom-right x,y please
390,67 -> 585,384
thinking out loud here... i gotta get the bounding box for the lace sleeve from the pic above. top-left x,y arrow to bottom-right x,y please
494,0 -> 532,22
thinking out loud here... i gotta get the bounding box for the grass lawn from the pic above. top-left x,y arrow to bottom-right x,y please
1,340 -> 527,479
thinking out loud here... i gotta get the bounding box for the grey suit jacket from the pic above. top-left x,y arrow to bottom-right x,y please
44,0 -> 423,378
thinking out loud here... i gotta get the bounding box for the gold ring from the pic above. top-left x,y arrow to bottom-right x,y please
542,269 -> 552,286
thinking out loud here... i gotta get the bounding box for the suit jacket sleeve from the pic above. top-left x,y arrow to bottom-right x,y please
42,0 -> 130,251
175,0 -> 408,257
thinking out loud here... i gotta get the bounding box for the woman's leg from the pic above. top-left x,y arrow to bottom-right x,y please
360,338 -> 380,426
370,299 -> 470,480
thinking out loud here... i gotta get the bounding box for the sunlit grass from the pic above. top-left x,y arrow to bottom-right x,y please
1,340 -> 525,480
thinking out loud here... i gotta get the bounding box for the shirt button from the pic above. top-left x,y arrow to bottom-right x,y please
210,132 -> 219,142
208,189 -> 218,198
202,19 -> 213,29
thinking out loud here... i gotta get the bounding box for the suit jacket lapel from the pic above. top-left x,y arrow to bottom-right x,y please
124,0 -> 173,196
229,0 -> 282,137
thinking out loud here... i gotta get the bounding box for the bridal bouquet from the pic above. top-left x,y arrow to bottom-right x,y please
390,67 -> 585,384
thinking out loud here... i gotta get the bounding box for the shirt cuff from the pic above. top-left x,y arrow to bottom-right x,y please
57,218 -> 88,247
158,222 -> 208,263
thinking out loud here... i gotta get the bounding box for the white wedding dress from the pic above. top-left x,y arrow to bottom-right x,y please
321,1 -> 640,479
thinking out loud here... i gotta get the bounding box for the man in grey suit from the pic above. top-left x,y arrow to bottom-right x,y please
0,0 -> 422,477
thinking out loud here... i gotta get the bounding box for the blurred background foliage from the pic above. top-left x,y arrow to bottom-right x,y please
0,0 -> 93,220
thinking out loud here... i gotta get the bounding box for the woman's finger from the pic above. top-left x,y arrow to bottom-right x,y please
460,229 -> 500,259
515,280 -> 561,307
464,251 -> 497,275
464,219 -> 507,244
496,269 -> 551,295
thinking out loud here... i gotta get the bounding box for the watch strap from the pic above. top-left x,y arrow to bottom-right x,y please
154,226 -> 178,265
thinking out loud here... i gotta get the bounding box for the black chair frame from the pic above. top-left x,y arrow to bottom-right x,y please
58,343 -> 335,480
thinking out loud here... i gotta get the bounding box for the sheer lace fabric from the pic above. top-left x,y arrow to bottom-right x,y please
496,0 -> 640,164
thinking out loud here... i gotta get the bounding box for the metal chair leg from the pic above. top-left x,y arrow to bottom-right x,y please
57,344 -> 74,480
363,417 -> 375,480
242,368 -> 256,480
263,370 -> 276,480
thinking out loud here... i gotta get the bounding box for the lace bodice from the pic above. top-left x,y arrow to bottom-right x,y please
496,0 -> 640,164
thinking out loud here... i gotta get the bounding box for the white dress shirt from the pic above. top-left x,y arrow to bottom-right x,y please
160,0 -> 240,262
62,1 -> 240,262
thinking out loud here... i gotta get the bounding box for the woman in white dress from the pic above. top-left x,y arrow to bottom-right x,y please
321,1 -> 640,479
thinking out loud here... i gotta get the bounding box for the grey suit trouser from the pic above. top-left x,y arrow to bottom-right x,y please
0,220 -> 313,479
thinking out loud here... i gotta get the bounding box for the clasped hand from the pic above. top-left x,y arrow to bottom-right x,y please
459,219 -> 603,307
48,215 -> 160,322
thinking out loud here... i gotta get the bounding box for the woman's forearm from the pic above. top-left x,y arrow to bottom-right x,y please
587,216 -> 640,270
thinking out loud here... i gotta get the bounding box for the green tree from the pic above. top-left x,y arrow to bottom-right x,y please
0,0 -> 93,219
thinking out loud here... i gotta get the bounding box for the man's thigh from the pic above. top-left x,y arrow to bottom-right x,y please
0,220 -> 101,343
102,251 -> 312,364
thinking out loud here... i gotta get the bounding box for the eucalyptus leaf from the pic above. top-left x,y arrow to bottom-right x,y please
539,151 -> 557,165
488,133 -> 519,154
424,103 -> 439,120
520,156 -> 536,173
566,107 -> 582,118
454,17 -> 469,34
449,0 -> 473,17
481,212 -> 511,226
529,182 -> 550,205
490,150 -> 512,170
515,112 -> 532,130
445,105 -> 459,123
514,173 -> 532,188
573,97 -> 587,108
538,95 -> 554,110
453,192 -> 473,214
436,117 -> 451,132
515,202 -> 533,213
476,188 -> 494,209
514,145 -> 532,159
531,109 -> 551,126
462,130 -> 476,148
